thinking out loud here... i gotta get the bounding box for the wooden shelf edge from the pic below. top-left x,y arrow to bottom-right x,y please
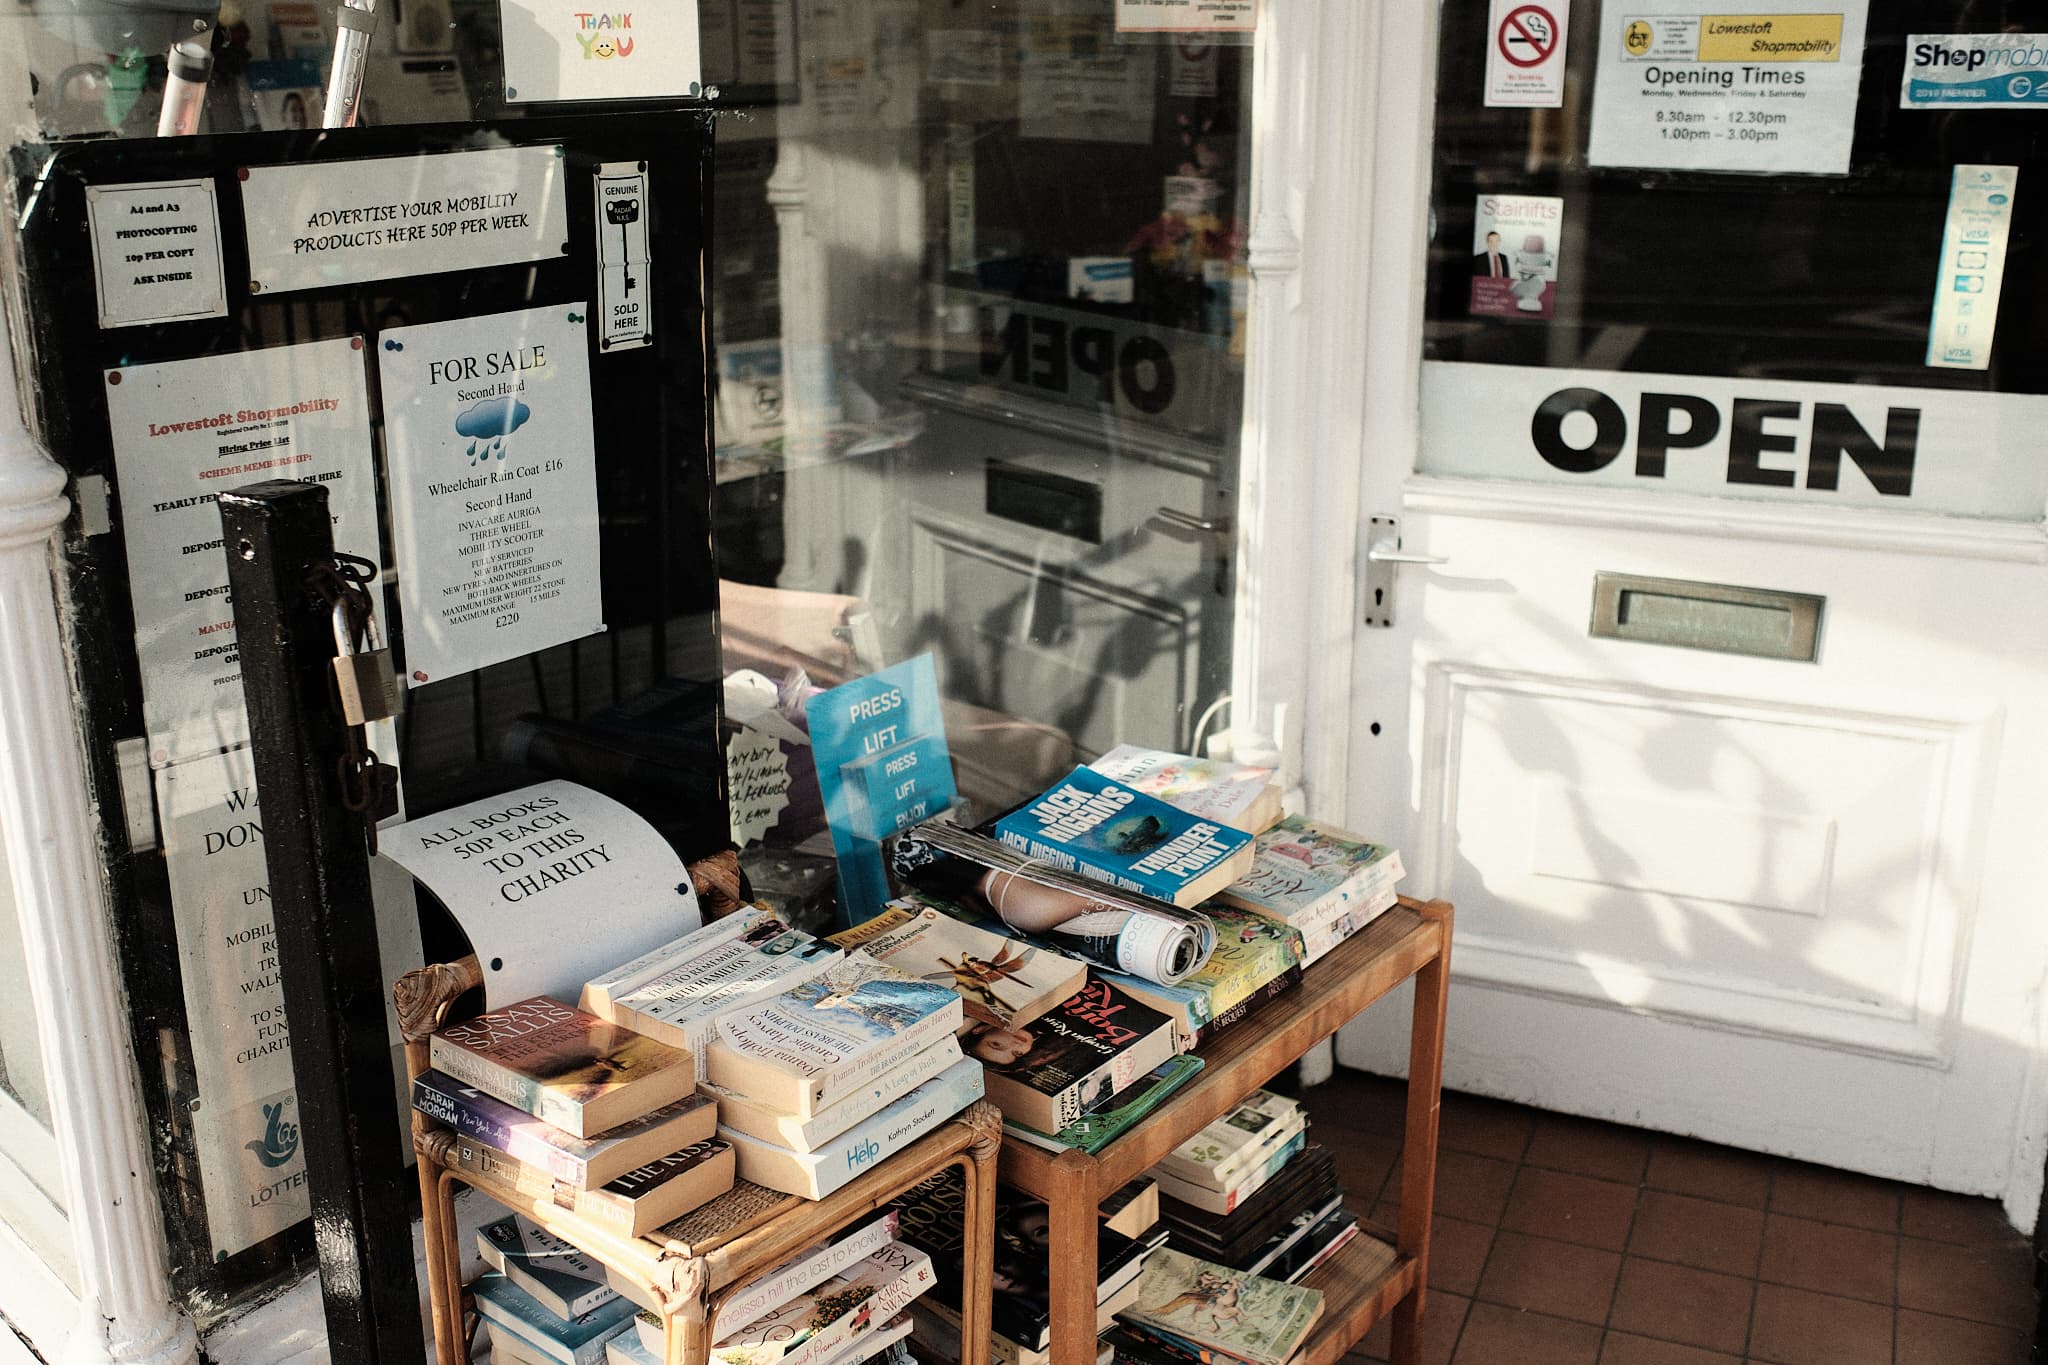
1001,907 -> 1447,1194
1292,1233 -> 1420,1365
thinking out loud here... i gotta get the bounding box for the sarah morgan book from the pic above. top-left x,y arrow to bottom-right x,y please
411,1072 -> 716,1187
430,997 -> 695,1138
993,767 -> 1253,908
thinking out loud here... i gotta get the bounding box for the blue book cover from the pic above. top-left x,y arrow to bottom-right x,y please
473,1272 -> 637,1365
993,767 -> 1253,907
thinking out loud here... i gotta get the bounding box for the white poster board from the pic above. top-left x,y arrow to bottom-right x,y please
1114,0 -> 1256,35
499,0 -> 701,103
1587,1 -> 1868,175
1022,5 -> 1160,144
377,781 -> 701,1006
241,145 -> 570,295
377,305 -> 605,686
104,338 -> 381,768
159,744 -> 423,1259
1485,0 -> 1570,108
84,179 -> 228,329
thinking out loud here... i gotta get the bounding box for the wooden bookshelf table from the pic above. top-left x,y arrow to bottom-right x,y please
997,897 -> 1452,1365
395,961 -> 1002,1365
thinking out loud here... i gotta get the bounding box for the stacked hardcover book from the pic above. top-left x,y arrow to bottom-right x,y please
1216,818 -> 1406,966
695,950 -> 981,1198
601,1213 -> 933,1365
891,1170 -> 1169,1365
1149,1093 -> 1357,1286
415,997 -> 737,1242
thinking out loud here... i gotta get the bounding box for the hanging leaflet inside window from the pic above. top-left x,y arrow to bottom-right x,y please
1485,0 -> 1570,108
594,162 -> 653,351
499,0 -> 701,102
1925,165 -> 2017,372
1587,1 -> 1869,175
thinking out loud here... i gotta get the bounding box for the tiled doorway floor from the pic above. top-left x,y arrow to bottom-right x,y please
1304,1070 -> 2037,1365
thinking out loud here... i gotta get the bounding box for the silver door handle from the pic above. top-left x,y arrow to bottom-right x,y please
1153,507 -> 1232,535
1366,539 -> 1448,566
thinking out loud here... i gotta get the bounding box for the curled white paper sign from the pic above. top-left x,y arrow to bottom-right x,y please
378,780 -> 700,1006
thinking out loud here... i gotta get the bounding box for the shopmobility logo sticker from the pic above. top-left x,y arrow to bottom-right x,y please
245,1099 -> 300,1168
574,12 -> 636,59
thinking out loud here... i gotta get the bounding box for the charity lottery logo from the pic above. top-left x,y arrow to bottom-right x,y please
245,1100 -> 300,1169
455,396 -> 534,465
574,11 -> 635,60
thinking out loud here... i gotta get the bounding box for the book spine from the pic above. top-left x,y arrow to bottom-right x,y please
712,1038 -> 962,1151
712,1213 -> 901,1338
727,1061 -> 985,1198
428,1042 -> 546,1124
474,1298 -> 618,1365
414,1076 -> 588,1186
811,1004 -> 963,1114
1150,1133 -> 1306,1214
717,1254 -> 931,1365
585,909 -> 768,1013
1188,969 -> 1300,1050
449,1140 -> 638,1236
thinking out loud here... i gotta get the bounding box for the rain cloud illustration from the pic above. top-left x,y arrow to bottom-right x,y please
454,396 -> 533,465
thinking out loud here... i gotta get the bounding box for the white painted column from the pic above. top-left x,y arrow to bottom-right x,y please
0,329 -> 199,1362
1227,1 -> 1381,810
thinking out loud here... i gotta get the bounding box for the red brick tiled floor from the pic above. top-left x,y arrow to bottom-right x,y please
1305,1070 -> 2038,1365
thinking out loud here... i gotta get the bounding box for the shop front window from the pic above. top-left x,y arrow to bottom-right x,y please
707,2 -> 1254,895
0,828 -> 72,1291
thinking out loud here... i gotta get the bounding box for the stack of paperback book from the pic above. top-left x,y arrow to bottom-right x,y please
695,951 -> 981,1198
1110,1246 -> 1324,1365
600,1213 -> 934,1365
890,1170 -> 1169,1365
472,1213 -> 642,1365
1148,1093 -> 1357,1285
415,997 -> 737,1241
1215,818 -> 1405,966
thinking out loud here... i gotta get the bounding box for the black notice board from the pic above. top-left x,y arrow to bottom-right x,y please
9,110 -> 725,1301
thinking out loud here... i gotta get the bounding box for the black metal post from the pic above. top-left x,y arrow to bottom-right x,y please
220,479 -> 426,1365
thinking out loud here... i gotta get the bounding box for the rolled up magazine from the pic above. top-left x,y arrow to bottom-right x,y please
889,821 -> 1215,985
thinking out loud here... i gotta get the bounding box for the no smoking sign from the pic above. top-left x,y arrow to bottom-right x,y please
1485,0 -> 1569,107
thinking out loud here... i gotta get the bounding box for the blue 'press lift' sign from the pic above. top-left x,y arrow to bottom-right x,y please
805,654 -> 957,924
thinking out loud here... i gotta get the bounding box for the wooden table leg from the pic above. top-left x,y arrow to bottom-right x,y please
1047,1147 -> 1102,1365
435,1168 -> 474,1365
1390,902 -> 1453,1365
956,1105 -> 1002,1365
416,1137 -> 455,1365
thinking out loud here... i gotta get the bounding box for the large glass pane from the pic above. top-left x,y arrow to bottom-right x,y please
0,826 -> 73,1291
709,2 -> 1253,911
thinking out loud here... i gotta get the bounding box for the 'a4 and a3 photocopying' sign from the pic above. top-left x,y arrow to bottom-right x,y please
1588,1 -> 1868,175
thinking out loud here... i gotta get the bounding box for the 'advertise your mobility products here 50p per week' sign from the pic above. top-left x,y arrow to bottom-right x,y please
1903,34 -> 2048,108
1588,1 -> 1868,175
240,144 -> 569,294
377,305 -> 605,686
807,655 -> 958,924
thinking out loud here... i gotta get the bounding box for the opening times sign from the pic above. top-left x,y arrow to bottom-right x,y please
1588,1 -> 1868,175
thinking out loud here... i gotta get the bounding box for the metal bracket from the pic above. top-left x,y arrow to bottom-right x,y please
1363,514 -> 1449,628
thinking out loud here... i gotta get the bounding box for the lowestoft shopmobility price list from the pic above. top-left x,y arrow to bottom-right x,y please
104,338 -> 381,767
377,304 -> 605,686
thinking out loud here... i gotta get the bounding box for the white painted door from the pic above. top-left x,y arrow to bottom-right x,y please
1333,1 -> 2048,1223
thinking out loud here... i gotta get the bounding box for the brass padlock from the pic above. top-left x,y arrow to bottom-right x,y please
332,599 -> 401,726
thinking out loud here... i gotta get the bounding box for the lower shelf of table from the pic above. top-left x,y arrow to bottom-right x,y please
1290,1229 -> 1419,1365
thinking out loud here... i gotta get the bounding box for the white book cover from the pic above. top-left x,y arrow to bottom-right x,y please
585,909 -> 773,1011
1088,745 -> 1277,829
1154,1090 -> 1304,1190
720,1057 -> 985,1199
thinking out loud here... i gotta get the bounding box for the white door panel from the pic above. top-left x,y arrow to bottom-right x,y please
1341,499 -> 2048,1207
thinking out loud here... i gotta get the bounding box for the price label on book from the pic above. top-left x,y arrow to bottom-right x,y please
806,655 -> 958,924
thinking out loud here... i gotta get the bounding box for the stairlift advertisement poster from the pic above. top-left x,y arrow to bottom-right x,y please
1587,1 -> 1868,175
378,305 -> 604,686
103,338 -> 380,768
1470,195 -> 1563,320
1902,35 -> 2048,108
